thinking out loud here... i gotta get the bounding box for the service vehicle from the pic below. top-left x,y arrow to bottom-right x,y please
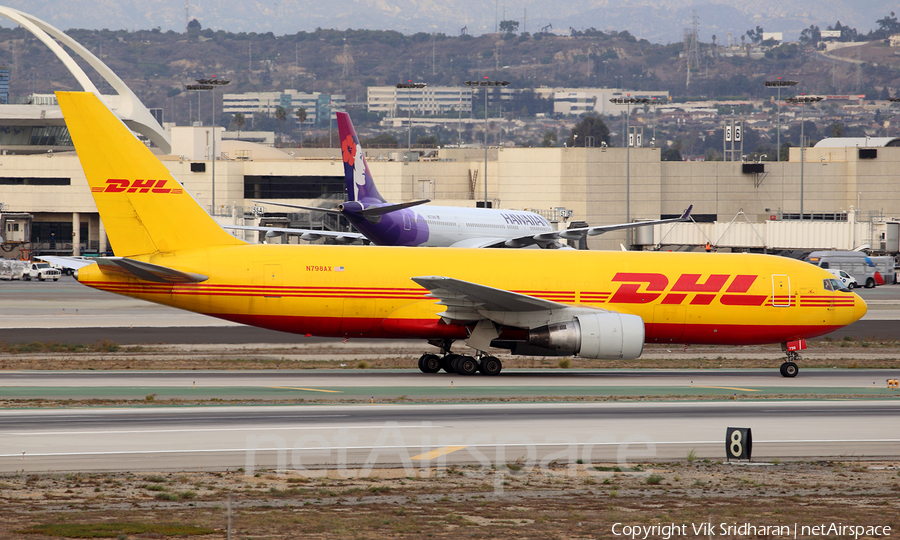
24,261 -> 61,281
806,251 -> 884,288
826,269 -> 858,289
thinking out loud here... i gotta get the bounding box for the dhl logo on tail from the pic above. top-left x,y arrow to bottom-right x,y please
91,179 -> 183,194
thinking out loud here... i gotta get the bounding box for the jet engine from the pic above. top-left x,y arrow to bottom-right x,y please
526,312 -> 644,359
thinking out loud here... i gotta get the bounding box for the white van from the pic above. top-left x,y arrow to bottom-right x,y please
826,269 -> 858,289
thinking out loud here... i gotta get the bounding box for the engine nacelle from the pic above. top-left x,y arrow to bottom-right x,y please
526,312 -> 645,359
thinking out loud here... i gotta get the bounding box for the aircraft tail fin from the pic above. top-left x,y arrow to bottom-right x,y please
56,92 -> 244,257
337,112 -> 386,204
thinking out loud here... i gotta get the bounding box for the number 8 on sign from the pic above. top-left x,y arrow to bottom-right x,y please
725,427 -> 752,461
730,430 -> 742,456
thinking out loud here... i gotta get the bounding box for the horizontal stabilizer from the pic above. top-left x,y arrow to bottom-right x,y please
253,200 -> 343,215
224,225 -> 365,243
356,199 -> 430,217
94,258 -> 208,283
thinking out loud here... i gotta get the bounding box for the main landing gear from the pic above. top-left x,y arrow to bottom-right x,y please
779,351 -> 800,378
417,340 -> 502,376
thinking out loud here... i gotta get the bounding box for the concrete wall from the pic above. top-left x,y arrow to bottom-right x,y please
3,145 -> 900,253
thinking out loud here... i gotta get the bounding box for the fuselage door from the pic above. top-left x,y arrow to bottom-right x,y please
403,212 -> 412,231
771,274 -> 791,307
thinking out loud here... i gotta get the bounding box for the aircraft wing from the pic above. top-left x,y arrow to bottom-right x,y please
447,237 -> 510,249
253,199 -> 430,217
412,275 -> 603,326
37,255 -> 97,270
38,256 -> 208,283
557,205 -> 693,240
224,225 -> 366,244
509,205 -> 694,248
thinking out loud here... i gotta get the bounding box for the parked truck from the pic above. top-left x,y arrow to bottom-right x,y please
23,261 -> 61,281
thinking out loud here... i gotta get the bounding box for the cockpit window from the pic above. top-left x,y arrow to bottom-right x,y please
824,278 -> 848,292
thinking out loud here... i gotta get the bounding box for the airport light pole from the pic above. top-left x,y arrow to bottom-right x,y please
465,78 -> 510,207
765,79 -> 798,161
609,96 -> 649,246
785,94 -> 823,220
396,82 -> 426,151
187,77 -> 230,214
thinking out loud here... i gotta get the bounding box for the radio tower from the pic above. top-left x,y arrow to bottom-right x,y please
684,10 -> 700,88
184,0 -> 190,34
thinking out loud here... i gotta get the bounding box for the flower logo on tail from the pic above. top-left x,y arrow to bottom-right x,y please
341,135 -> 357,167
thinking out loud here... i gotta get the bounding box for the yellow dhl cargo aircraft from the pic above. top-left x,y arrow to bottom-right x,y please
52,91 -> 866,378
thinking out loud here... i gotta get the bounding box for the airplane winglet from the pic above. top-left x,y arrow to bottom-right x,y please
680,204 -> 693,220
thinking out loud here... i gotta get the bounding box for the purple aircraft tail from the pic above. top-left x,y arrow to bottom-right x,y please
337,112 -> 386,204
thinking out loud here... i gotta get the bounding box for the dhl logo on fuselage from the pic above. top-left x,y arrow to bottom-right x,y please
605,272 -> 770,306
91,179 -> 184,194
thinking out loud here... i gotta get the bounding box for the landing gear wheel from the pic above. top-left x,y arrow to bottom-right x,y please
418,354 -> 441,374
780,361 -> 798,378
478,356 -> 502,376
455,355 -> 479,376
441,354 -> 459,374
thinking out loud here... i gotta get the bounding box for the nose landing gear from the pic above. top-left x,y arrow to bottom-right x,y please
779,350 -> 800,378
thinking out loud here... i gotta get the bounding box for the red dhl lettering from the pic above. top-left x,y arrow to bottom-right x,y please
103,179 -> 174,193
609,273 -> 767,306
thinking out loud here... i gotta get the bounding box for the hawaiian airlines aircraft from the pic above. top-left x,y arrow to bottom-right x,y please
48,92 -> 866,378
230,112 -> 692,249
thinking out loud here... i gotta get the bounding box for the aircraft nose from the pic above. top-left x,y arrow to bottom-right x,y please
853,294 -> 868,323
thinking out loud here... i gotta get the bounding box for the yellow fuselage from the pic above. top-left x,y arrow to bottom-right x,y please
78,245 -> 866,345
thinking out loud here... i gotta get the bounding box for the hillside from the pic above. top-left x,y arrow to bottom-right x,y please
0,26 -> 898,132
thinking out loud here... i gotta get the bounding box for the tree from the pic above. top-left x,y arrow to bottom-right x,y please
362,133 -> 400,147
875,12 -> 900,37
564,116 -> 610,147
274,106 -> 287,142
746,26 -> 764,45
541,131 -> 558,147
233,112 -> 245,136
799,25 -> 821,46
295,107 -> 307,147
499,20 -> 519,34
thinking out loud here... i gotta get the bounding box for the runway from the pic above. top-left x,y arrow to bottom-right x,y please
2,278 -> 899,474
3,369 -> 900,400
2,401 -> 898,473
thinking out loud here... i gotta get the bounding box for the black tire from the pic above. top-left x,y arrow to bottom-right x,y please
419,354 -> 441,374
53,278 -> 59,282
441,354 -> 458,374
456,355 -> 478,376
781,361 -> 798,378
38,275 -> 44,281
866,278 -> 876,289
479,356 -> 503,376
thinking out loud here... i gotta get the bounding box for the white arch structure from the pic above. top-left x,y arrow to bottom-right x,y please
0,5 -> 172,153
